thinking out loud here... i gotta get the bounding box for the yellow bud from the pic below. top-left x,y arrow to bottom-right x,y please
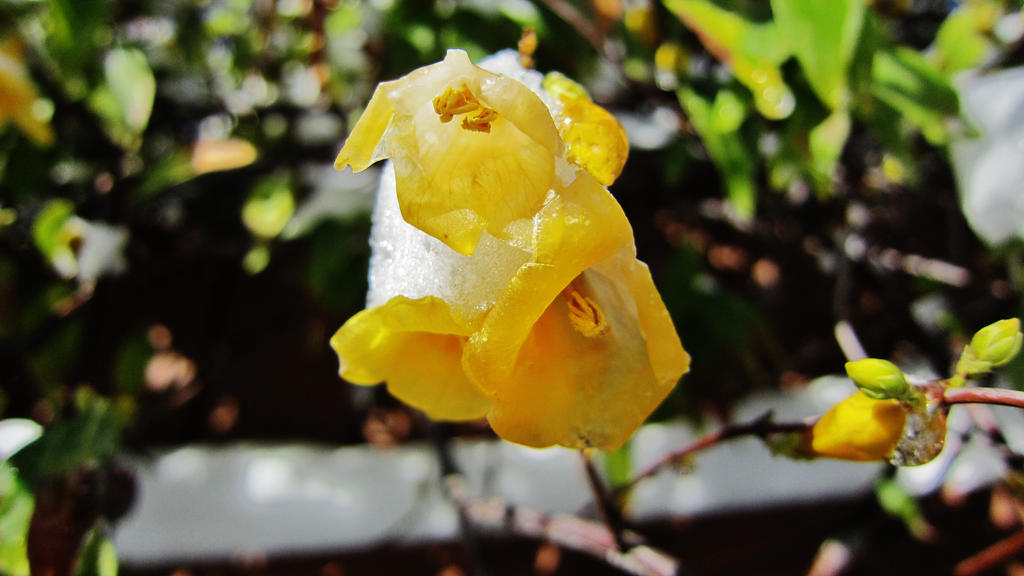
807,391 -> 906,461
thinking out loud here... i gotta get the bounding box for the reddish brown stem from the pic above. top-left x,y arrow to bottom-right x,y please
444,476 -> 679,576
581,450 -> 629,552
944,387 -> 1024,409
616,412 -> 811,498
955,528 -> 1024,576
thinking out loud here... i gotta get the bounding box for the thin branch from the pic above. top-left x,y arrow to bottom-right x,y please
615,412 -> 811,498
581,450 -> 629,552
431,423 -> 488,576
943,387 -> 1024,410
444,475 -> 681,576
954,528 -> 1024,576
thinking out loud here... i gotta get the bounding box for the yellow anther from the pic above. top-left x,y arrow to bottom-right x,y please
433,85 -> 481,123
563,284 -> 609,338
460,107 -> 499,133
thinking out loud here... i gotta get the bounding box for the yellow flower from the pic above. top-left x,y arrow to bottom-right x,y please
0,40 -> 53,146
805,391 -> 906,461
331,49 -> 689,450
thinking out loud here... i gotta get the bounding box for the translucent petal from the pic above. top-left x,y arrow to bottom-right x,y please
330,296 -> 490,420
480,251 -> 688,450
556,98 -> 629,186
463,173 -> 634,388
335,49 -> 562,256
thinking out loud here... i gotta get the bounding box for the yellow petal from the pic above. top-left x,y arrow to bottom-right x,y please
330,296 -> 490,420
479,253 -> 687,450
464,175 -> 688,449
464,172 -> 634,388
808,391 -> 907,461
335,49 -> 562,256
597,250 -> 691,389
543,72 -> 629,186
556,97 -> 629,186
333,80 -> 395,172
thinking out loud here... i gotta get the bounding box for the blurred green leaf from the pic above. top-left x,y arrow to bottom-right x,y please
243,173 -> 294,240
808,110 -> 851,193
89,48 -> 156,149
875,477 -> 933,541
9,389 -> 122,486
664,0 -> 794,119
31,199 -> 73,259
104,49 -> 156,134
73,525 -> 118,576
0,462 -> 32,576
45,0 -> 114,84
306,218 -> 369,312
31,198 -> 78,276
602,443 -> 632,489
871,47 -> 959,145
243,244 -> 271,275
933,8 -> 994,75
770,0 -> 865,110
113,335 -> 151,398
135,150 -> 196,198
678,86 -> 757,220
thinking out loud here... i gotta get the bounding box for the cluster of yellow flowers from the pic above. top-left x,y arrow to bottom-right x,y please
331,49 -> 689,451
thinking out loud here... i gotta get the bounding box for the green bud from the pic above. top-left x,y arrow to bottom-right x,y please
845,359 -> 909,400
967,318 -> 1023,370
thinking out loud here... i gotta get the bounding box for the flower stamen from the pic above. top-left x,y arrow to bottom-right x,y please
563,284 -> 609,338
433,85 -> 498,132
461,107 -> 499,133
433,85 -> 482,123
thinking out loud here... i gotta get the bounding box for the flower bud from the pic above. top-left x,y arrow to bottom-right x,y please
806,391 -> 907,461
845,359 -> 909,400
967,318 -> 1023,371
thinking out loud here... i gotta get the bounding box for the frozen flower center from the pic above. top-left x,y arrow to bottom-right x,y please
563,283 -> 609,338
432,85 -> 499,133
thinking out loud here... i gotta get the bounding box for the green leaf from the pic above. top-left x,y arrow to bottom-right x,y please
74,525 -> 118,576
104,49 -> 155,134
31,198 -> 74,261
770,0 -> 865,110
602,443 -> 632,489
31,198 -> 78,276
0,462 -> 33,576
875,477 -> 933,541
664,0 -> 794,119
808,110 -> 851,192
871,47 -> 960,145
243,173 -> 295,240
44,0 -> 114,82
89,48 -> 156,149
678,86 -> 757,220
135,150 -> 196,198
9,389 -> 122,486
933,8 -> 994,76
